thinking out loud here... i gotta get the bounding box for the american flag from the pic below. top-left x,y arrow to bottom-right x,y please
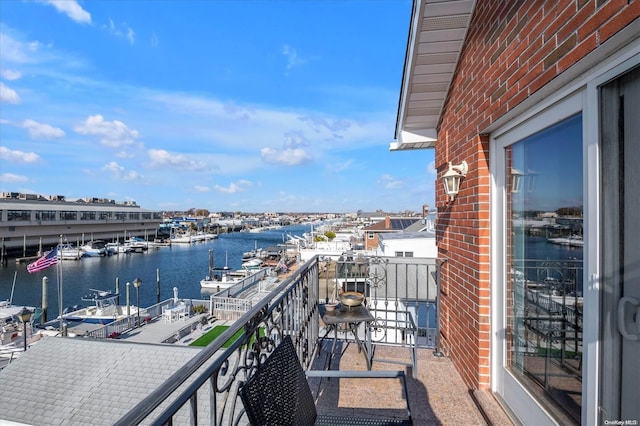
27,248 -> 58,273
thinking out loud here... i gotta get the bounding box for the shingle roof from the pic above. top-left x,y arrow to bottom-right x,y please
0,337 -> 205,425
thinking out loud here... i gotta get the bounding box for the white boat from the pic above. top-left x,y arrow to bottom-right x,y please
200,249 -> 247,290
241,258 -> 263,269
123,237 -> 148,252
80,240 -> 107,257
0,300 -> 37,325
105,242 -> 133,254
547,235 -> 584,247
61,289 -> 144,324
170,233 -> 193,244
57,243 -> 83,260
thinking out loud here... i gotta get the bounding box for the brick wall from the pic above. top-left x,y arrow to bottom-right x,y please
435,0 -> 638,390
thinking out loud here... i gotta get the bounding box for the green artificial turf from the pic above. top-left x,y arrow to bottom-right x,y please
190,325 -> 264,348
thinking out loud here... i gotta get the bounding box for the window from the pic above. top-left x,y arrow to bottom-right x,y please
60,211 -> 77,220
7,210 -> 31,221
505,113 -> 583,423
404,252 -> 413,257
395,251 -> 403,257
36,210 -> 57,221
80,211 -> 96,220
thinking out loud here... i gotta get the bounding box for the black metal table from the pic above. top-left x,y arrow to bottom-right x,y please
319,303 -> 375,369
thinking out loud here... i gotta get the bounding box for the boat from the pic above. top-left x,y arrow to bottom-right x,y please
170,233 -> 193,244
61,289 -> 144,324
57,243 -> 83,260
1,273 -> 38,348
80,240 -> 107,257
547,235 -> 584,247
241,258 -> 264,269
200,249 -> 247,290
242,240 -> 267,262
123,237 -> 148,252
105,242 -> 133,254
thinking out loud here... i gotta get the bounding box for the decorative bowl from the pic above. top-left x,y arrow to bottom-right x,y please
339,291 -> 365,307
324,302 -> 339,312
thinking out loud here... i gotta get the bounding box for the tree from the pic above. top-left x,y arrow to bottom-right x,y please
324,231 -> 336,241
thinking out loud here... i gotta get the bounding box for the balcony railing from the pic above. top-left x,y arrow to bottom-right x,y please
115,255 -> 440,425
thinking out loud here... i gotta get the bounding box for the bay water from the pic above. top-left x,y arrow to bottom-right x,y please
0,224 -> 310,319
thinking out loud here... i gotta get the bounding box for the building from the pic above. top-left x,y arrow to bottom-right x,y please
378,210 -> 437,257
362,216 -> 421,250
392,1 -> 638,424
0,192 -> 162,254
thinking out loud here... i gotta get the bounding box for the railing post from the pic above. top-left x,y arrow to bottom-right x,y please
433,259 -> 444,357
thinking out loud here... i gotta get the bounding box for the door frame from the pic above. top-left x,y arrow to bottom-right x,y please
489,43 -> 640,425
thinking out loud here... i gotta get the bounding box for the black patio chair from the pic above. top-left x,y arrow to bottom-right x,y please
239,335 -> 412,425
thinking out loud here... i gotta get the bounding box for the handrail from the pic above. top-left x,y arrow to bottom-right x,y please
114,254 -> 440,425
114,258 -> 319,426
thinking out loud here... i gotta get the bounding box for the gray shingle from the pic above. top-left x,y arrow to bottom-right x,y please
0,336 -> 206,425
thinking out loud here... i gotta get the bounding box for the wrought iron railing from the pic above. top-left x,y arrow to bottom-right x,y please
114,255 -> 440,425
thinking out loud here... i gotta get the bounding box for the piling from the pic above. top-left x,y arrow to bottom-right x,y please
156,268 -> 160,304
41,276 -> 48,323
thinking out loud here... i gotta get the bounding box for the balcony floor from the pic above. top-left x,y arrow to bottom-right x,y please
310,338 -> 513,425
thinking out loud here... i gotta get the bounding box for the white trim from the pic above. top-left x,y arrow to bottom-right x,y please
491,93 -> 582,425
582,51 -> 640,426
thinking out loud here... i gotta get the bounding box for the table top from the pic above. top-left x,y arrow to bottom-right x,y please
319,303 -> 374,325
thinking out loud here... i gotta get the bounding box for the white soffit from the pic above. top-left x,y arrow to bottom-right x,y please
391,0 -> 475,151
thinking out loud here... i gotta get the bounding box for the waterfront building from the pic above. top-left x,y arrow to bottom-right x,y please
0,192 -> 162,254
391,1 -> 638,424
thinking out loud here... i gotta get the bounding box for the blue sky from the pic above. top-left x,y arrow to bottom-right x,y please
0,0 -> 436,213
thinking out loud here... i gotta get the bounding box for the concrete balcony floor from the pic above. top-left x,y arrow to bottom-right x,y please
310,339 -> 513,425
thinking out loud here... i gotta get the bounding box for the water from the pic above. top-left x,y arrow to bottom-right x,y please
0,225 -> 310,319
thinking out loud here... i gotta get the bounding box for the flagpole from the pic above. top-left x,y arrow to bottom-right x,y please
57,235 -> 65,336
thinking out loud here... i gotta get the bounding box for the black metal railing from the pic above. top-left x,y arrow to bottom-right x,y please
114,255 -> 440,425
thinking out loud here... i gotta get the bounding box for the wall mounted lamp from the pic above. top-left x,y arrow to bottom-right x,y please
511,168 -> 524,193
442,161 -> 468,201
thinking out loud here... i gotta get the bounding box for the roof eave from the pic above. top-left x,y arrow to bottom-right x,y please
391,0 -> 476,152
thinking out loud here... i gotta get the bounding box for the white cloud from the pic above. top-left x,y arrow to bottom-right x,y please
261,147 -> 312,166
327,159 -> 354,173
0,173 -> 29,183
194,185 -> 210,192
282,44 -> 305,70
101,161 -> 143,181
0,82 -> 20,103
147,149 -> 207,171
21,119 -> 65,139
103,19 -> 136,45
74,115 -> 140,148
214,180 -> 252,194
379,174 -> 404,189
0,146 -> 40,163
1,69 -> 21,80
43,0 -> 92,24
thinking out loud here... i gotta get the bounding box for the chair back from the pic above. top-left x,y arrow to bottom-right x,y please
239,336 -> 317,425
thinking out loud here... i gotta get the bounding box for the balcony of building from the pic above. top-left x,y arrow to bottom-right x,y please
109,255 -> 512,425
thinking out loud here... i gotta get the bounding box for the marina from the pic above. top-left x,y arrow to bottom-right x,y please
0,224 -> 311,321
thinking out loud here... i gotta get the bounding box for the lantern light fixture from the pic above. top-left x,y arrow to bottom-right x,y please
442,160 -> 468,201
511,168 -> 524,193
